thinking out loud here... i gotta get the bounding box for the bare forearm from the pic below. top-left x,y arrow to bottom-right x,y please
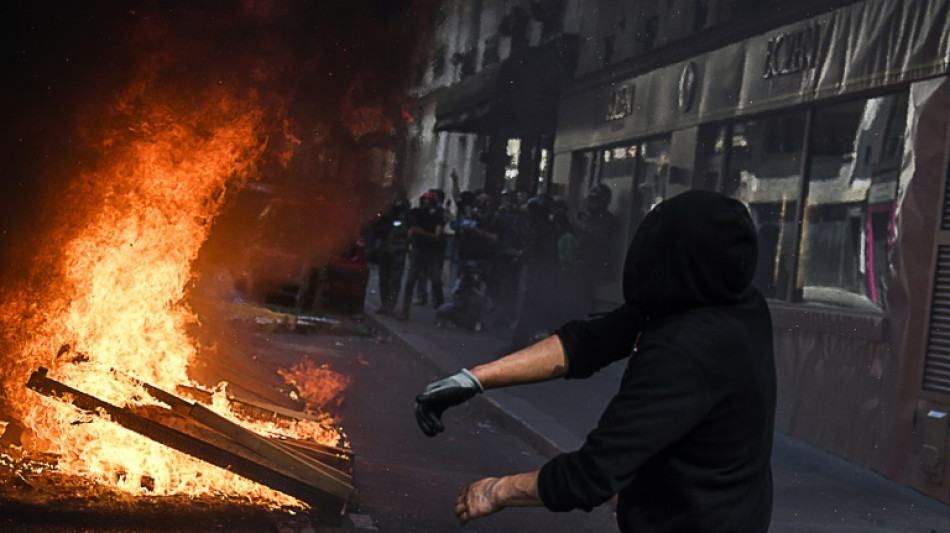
456,471 -> 542,524
493,471 -> 541,507
470,335 -> 567,389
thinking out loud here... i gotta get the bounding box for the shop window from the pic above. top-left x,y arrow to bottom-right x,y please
693,0 -> 710,34
532,0 -> 564,41
696,124 -> 728,191
500,6 -> 530,52
726,110 -> 807,300
639,15 -> 659,51
482,36 -> 500,67
538,149 -> 550,191
603,34 -> 615,66
578,139 -> 670,306
451,49 -> 477,79
635,139 -> 671,221
599,145 -> 638,292
504,138 -> 521,191
797,92 -> 908,310
431,45 -> 447,78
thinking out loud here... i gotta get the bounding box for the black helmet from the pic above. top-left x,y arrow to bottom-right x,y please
588,183 -> 612,204
526,196 -> 549,222
526,195 -> 547,211
393,198 -> 410,212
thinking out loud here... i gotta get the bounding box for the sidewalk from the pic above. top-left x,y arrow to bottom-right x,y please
363,271 -> 950,532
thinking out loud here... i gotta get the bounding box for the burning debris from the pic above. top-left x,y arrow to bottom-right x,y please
0,0 -> 438,516
25,367 -> 354,513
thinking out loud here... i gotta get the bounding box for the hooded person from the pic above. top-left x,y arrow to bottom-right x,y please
413,190 -> 776,532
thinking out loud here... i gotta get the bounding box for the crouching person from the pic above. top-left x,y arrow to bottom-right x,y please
435,261 -> 487,332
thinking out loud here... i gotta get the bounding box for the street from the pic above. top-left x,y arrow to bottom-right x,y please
261,322 -> 619,532
0,314 -> 618,532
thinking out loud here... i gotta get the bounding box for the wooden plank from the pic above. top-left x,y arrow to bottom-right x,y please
189,404 -> 354,498
229,395 -> 325,423
170,384 -> 353,472
133,376 -> 354,499
25,367 -> 350,513
271,438 -> 353,473
142,377 -> 353,479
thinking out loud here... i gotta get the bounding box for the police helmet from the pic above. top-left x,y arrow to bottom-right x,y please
588,183 -> 612,204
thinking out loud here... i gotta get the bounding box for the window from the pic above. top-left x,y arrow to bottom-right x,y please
600,144 -> 638,288
431,45 -> 447,78
603,34 -> 615,66
696,124 -> 728,192
693,0 -> 710,34
504,138 -> 521,191
570,138 -> 670,305
635,138 -> 671,223
726,110 -> 807,300
797,92 -> 908,310
482,36 -> 500,67
717,91 -> 909,309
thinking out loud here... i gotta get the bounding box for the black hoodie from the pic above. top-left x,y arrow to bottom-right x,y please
541,190 -> 776,533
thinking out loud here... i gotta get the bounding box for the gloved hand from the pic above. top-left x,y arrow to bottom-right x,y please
415,368 -> 484,437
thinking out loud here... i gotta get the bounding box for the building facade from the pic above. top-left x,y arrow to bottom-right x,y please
406,0 -> 950,504
402,0 -> 576,199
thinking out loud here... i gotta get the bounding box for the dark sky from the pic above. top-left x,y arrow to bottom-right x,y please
0,0 -> 437,279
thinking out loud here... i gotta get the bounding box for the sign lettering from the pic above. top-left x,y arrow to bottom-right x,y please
606,83 -> 634,121
763,24 -> 822,79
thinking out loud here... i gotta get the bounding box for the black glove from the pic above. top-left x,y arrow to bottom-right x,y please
414,369 -> 484,437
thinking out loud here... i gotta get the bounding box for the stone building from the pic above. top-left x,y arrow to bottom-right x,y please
403,0 -> 950,504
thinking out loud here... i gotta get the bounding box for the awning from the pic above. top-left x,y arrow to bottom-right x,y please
433,35 -> 578,135
432,65 -> 501,132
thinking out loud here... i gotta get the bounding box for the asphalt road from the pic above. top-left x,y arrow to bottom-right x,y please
0,316 -> 618,532
262,323 -> 619,533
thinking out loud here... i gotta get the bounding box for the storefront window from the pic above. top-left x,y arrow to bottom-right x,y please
504,138 -> 521,190
581,138 -> 670,305
726,110 -> 806,300
696,124 -> 728,192
797,92 -> 908,310
599,145 -> 638,291
634,138 -> 671,225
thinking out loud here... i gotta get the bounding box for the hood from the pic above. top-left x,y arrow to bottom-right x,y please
622,190 -> 758,316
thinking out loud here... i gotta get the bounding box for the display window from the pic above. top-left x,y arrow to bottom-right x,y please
797,92 -> 908,310
712,91 -> 909,309
725,110 -> 807,300
572,137 -> 671,304
571,89 -> 910,311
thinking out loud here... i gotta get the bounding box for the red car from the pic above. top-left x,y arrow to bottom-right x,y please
321,240 -> 370,313
227,183 -> 370,313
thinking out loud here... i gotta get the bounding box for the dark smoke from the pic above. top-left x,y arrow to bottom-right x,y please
1,0 -> 439,286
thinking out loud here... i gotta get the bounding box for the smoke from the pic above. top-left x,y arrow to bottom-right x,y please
0,1 -> 440,419
2,0 -> 439,280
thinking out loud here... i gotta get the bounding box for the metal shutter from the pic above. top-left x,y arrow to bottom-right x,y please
943,176 -> 950,230
925,249 -> 950,395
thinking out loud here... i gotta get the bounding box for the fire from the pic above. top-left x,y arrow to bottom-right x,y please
279,359 -> 351,418
0,77 -> 345,508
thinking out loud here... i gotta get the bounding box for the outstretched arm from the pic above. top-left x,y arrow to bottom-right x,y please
414,336 -> 567,437
455,471 -> 541,525
471,335 -> 567,389
414,304 -> 645,437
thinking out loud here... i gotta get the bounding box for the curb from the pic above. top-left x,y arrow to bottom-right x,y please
363,310 -> 579,458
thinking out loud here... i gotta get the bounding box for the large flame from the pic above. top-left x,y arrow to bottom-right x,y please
0,77 -> 340,507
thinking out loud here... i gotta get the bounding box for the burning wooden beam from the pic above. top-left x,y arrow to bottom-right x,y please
25,367 -> 354,513
132,374 -> 354,491
173,383 -> 354,473
131,373 -> 353,485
